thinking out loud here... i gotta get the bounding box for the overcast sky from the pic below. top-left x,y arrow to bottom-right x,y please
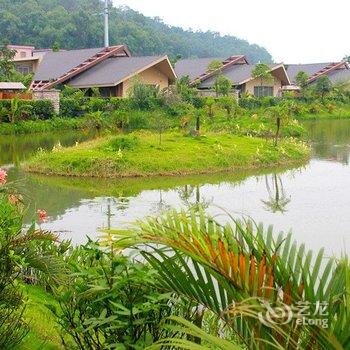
114,0 -> 349,63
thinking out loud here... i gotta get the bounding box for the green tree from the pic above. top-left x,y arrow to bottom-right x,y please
0,0 -> 273,63
205,97 -> 215,118
314,75 -> 332,100
219,96 -> 239,119
295,71 -> 309,88
215,74 -> 232,96
52,41 -> 60,52
0,45 -> 16,80
252,63 -> 273,87
207,59 -> 223,73
266,104 -> 289,146
176,75 -> 198,102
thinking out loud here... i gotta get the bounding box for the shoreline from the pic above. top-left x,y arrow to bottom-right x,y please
24,158 -> 309,179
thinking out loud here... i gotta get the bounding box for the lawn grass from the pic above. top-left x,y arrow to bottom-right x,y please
24,131 -> 310,178
15,285 -> 63,350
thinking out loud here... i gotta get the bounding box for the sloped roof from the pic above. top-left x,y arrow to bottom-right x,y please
327,68 -> 350,85
286,63 -> 333,83
175,58 -> 224,81
0,82 -> 26,90
286,62 -> 350,85
174,56 -> 248,83
68,56 -> 172,87
199,63 -> 284,87
34,48 -> 104,81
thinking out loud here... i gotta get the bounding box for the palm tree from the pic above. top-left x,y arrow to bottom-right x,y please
109,208 -> 350,349
266,105 -> 289,146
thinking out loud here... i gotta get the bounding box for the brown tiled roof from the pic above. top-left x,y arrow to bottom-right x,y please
31,45 -> 130,90
69,56 -> 170,87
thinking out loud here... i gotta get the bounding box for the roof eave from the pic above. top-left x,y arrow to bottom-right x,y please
70,55 -> 177,89
239,64 -> 290,85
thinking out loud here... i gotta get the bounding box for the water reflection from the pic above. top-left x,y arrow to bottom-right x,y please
305,119 -> 350,164
1,119 -> 350,254
178,184 -> 213,210
0,131 -> 95,167
261,174 -> 291,213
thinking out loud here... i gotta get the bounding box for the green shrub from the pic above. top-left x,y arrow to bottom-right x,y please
0,99 -> 54,121
191,96 -> 206,109
129,80 -> 161,110
60,97 -> 87,118
83,111 -> 105,134
104,135 -> 140,151
31,100 -> 55,119
86,97 -> 115,113
50,242 -> 186,349
239,97 -> 262,109
127,110 -> 152,129
163,101 -> 192,117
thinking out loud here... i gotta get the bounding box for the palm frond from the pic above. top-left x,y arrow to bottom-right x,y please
106,208 -> 349,349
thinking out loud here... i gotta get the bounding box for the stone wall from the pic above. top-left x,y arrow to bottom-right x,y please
33,89 -> 60,113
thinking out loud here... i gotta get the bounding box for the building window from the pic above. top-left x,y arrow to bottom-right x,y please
254,86 -> 274,97
20,51 -> 27,58
16,65 -> 31,75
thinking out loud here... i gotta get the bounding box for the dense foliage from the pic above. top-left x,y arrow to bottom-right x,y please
0,98 -> 54,121
110,208 -> 350,349
49,241 -> 194,349
0,180 -> 61,349
0,0 -> 272,63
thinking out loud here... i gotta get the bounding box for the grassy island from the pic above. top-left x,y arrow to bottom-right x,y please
24,131 -> 309,178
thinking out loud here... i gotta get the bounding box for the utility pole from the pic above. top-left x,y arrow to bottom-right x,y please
104,0 -> 109,47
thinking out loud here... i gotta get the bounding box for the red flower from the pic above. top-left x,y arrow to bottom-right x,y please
37,209 -> 47,222
0,169 -> 7,185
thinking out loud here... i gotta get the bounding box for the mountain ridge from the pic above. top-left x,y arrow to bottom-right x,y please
0,0 -> 273,63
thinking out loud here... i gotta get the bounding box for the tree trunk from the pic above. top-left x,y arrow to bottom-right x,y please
196,116 -> 200,136
274,117 -> 281,146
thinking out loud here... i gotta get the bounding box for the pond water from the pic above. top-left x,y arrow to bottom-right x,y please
1,119 -> 350,256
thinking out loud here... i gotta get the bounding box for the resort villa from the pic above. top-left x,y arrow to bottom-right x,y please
175,55 -> 291,97
30,45 -> 176,97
